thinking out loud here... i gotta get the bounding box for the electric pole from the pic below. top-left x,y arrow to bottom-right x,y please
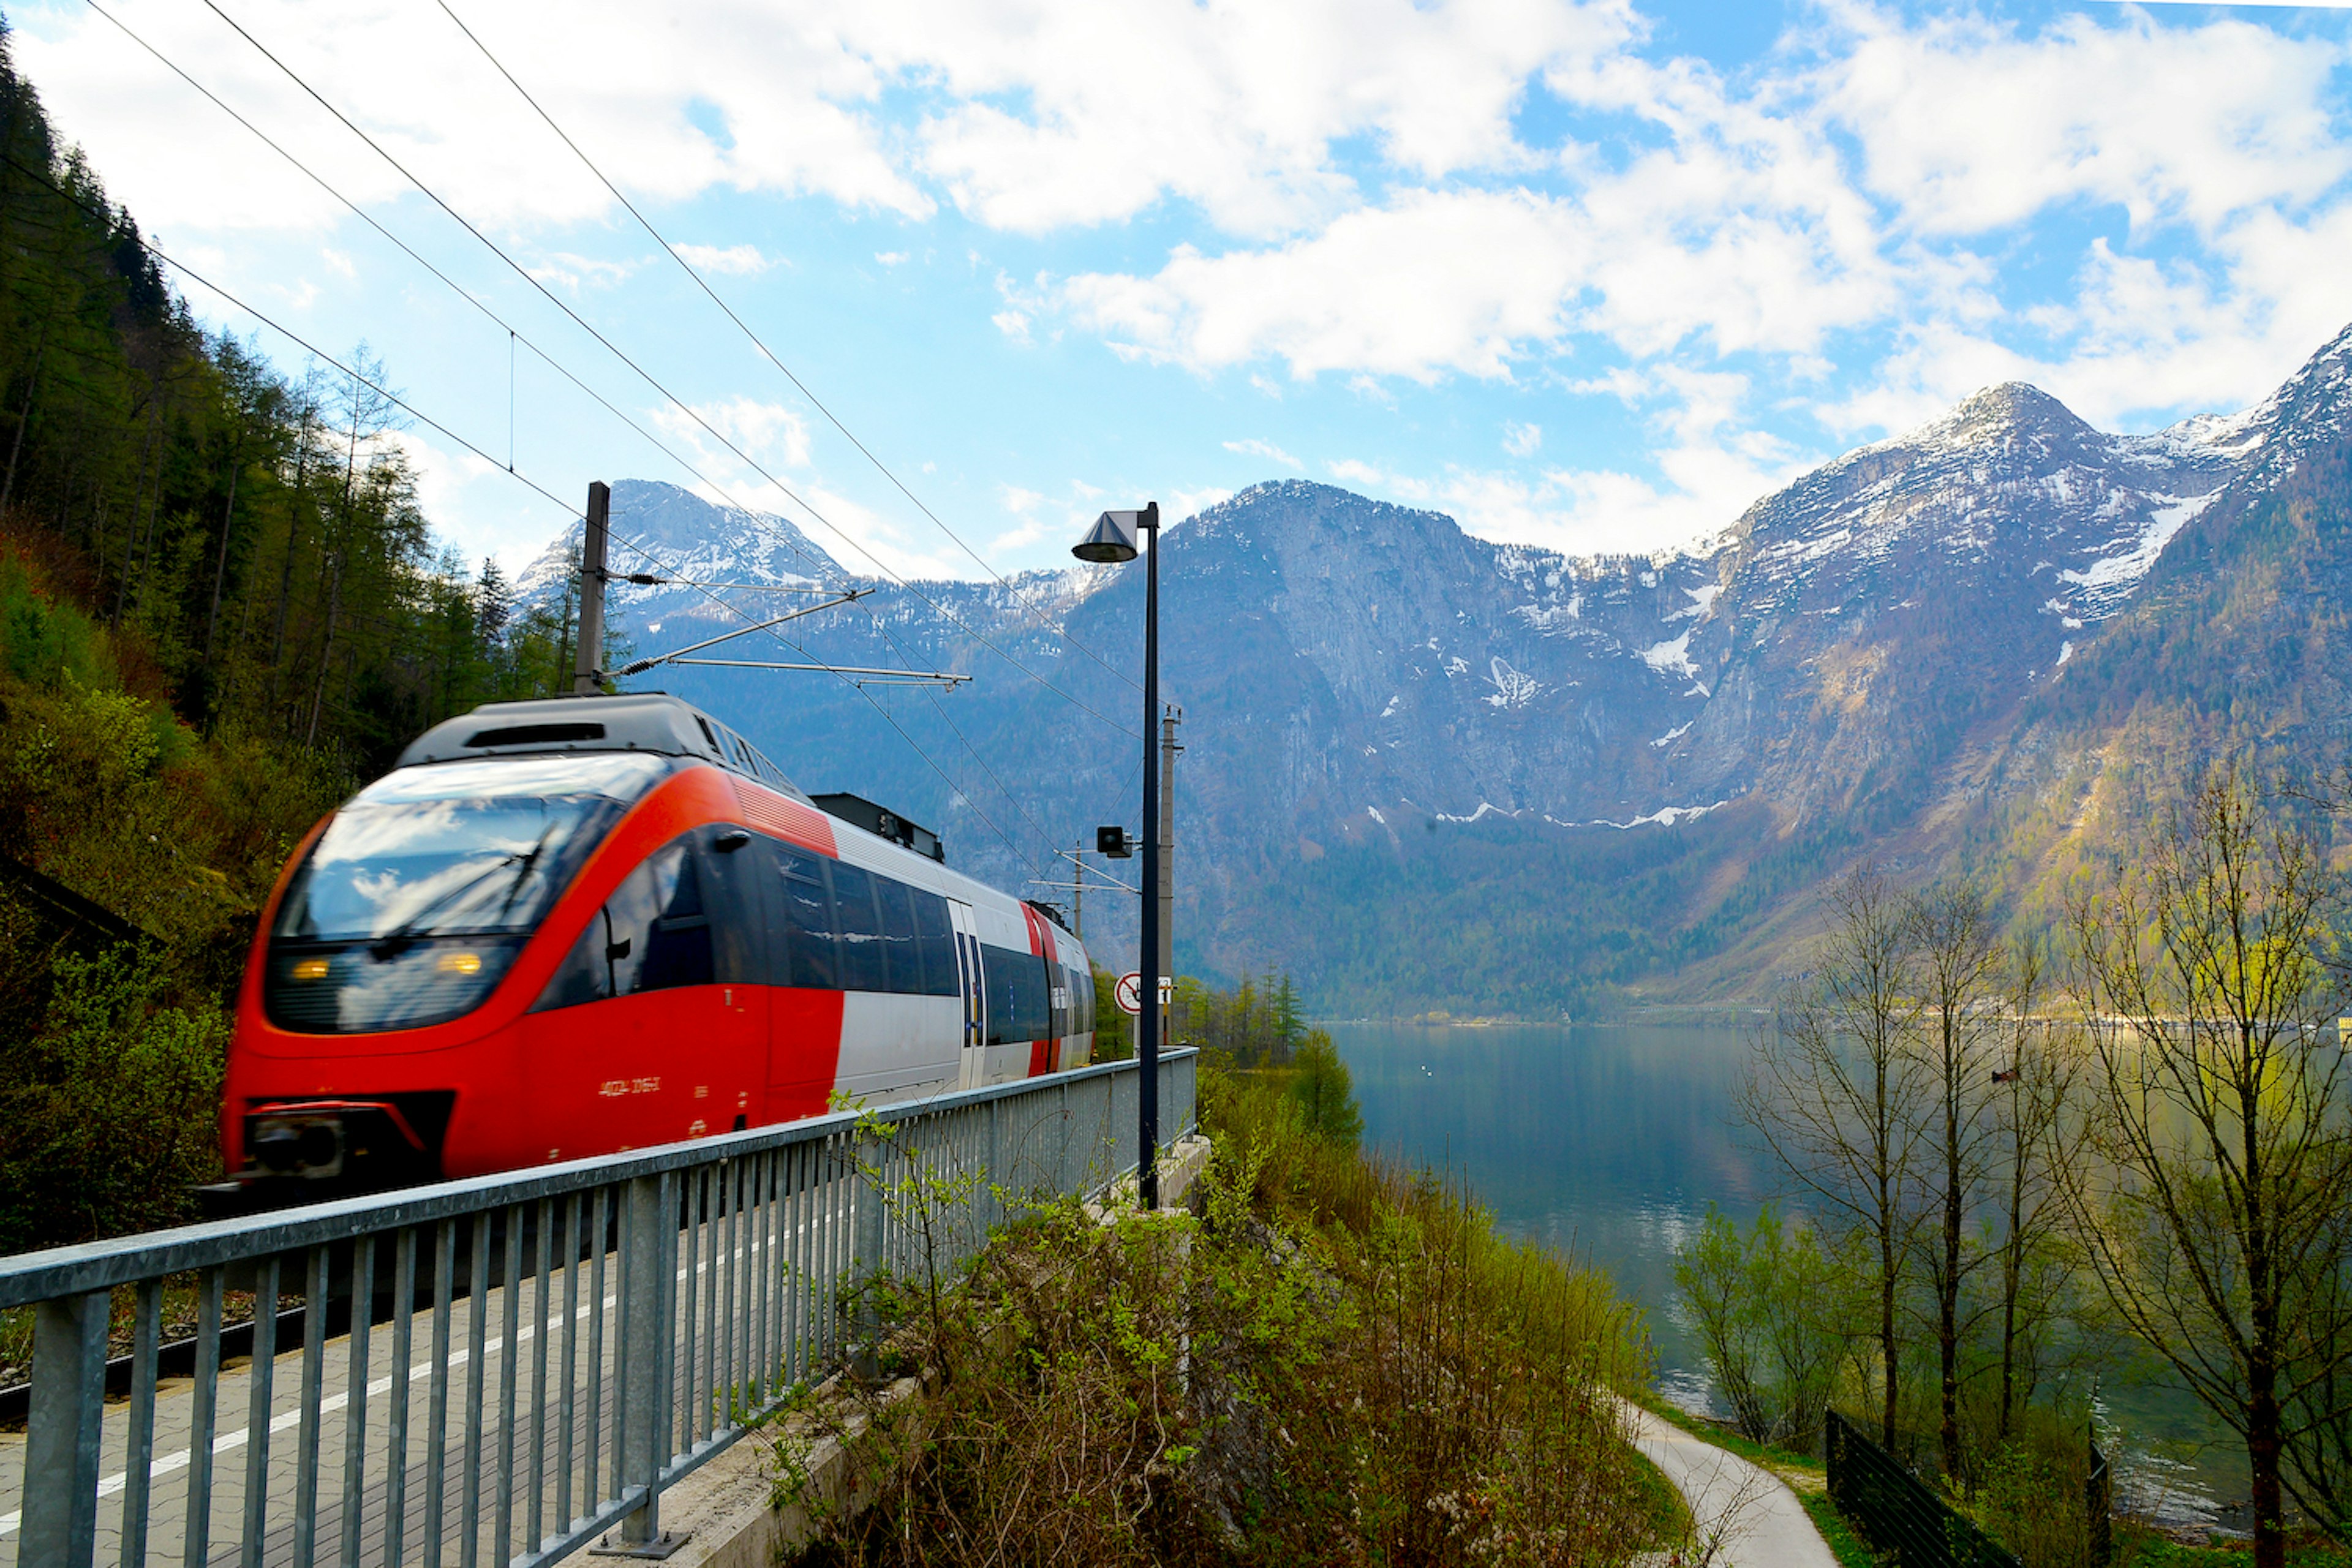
572,480 -> 610,695
1159,706 -> 1182,1042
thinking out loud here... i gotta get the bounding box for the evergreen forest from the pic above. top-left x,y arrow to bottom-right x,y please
0,26 -> 576,1249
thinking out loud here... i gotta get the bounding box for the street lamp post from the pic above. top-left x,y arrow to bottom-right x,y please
1073,502 -> 1162,1208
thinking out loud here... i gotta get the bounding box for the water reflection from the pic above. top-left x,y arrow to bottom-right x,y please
1329,1020 -> 1773,1381
1329,1019 -> 2242,1530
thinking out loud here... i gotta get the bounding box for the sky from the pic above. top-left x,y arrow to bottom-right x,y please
12,0 -> 2352,582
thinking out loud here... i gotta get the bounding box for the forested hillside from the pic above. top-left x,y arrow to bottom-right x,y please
0,26 -> 568,1246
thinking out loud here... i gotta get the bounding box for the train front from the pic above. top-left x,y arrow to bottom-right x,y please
221,747 -> 669,1197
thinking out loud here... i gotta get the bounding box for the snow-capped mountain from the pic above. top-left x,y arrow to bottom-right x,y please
522,319 -> 2352,1007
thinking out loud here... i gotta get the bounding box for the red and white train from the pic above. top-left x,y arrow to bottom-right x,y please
221,693 -> 1097,1192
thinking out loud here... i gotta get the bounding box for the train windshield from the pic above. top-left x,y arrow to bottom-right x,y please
265,752 -> 668,1033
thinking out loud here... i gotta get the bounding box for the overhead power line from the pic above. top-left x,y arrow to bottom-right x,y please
428,0 -> 1144,697
76,0 -> 848,588
78,0 -> 1114,876
191,0 -> 1137,743
78,0 -> 1110,876
8,148 -> 1050,875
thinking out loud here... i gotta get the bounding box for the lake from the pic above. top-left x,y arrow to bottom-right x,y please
1327,1020 -> 1770,1409
1328,1019 -> 2243,1528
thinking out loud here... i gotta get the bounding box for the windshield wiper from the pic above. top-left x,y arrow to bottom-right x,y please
490,821 -> 562,927
367,824 -> 558,960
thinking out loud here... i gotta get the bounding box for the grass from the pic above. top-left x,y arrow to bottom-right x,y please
1626,1388 -> 1827,1486
2115,1526 -> 2352,1568
1803,1491 -> 1882,1568
1,1281 -> 288,1392
1629,1446 -> 1696,1549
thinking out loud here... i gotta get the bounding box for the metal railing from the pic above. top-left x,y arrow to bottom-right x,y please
0,1051 -> 1197,1568
1824,1411 -> 2021,1568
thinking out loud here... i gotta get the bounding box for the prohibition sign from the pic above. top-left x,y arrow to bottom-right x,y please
1115,971 -> 1144,1015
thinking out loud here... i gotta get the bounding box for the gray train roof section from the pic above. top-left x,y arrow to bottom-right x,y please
395,693 -> 812,804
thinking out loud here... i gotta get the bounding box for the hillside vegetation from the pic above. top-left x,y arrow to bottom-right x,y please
777,1060 -> 1669,1567
0,28 -> 573,1248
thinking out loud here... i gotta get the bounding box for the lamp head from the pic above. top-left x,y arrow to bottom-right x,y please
1072,509 -> 1142,564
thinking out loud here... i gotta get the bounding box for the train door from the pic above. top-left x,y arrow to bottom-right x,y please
521,826 -> 766,1164
1044,936 -> 1070,1072
951,899 -> 986,1090
1020,904 -> 1054,1077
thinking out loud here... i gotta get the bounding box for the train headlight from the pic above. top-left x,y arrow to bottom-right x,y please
291,957 -> 330,981
437,951 -> 483,976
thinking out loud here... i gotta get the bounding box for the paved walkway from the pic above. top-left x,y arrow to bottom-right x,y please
1621,1400 -> 1841,1568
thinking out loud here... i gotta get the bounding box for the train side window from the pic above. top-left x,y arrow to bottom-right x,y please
875,876 -> 920,994
910,892 -> 957,997
695,826 -> 761,984
832,862 -> 886,992
533,841 -> 709,1010
981,941 -> 1050,1045
771,845 -> 837,990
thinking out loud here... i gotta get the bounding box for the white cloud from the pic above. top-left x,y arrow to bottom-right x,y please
1169,486 -> 1235,521
1330,366 -> 1809,555
17,0 -> 2352,571
648,396 -> 813,478
1223,437 -> 1302,470
378,429 -> 564,571
1063,190 -> 1587,381
524,252 -> 638,292
897,0 -> 1636,236
13,0 -> 935,235
673,243 -> 775,275
1817,7 -> 2352,239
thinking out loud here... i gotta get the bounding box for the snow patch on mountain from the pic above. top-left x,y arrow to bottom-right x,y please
1668,584 -> 1722,620
2057,491 -> 2222,611
1486,657 -> 1542,709
1638,630 -> 1697,679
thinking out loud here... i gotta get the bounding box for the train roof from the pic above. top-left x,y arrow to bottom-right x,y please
396,693 -> 811,803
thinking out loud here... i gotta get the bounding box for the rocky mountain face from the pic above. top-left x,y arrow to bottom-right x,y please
518,320 -> 2352,1009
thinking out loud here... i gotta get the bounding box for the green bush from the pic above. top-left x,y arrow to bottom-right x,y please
0,948 -> 228,1251
779,1065 -> 1660,1566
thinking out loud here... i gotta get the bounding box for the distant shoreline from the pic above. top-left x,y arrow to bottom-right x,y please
1315,1006 -> 1770,1030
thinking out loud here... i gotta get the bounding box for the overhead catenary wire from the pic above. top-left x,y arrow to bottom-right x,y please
71,4 -> 1093,878
76,0 -> 845,594
190,0 -> 1140,745
428,0 -> 1144,698
10,151 -> 1049,876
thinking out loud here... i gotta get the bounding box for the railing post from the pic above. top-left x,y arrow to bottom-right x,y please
22,1289 -> 109,1568
851,1128 -> 888,1382
986,1095 -> 1003,1232
607,1171 -> 684,1556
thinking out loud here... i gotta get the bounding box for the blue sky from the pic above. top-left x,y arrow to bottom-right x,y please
15,0 -> 2352,579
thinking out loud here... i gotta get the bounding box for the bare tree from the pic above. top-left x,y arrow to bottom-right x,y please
2062,771 -> 2352,1568
1909,880 -> 2006,1481
1742,867 -> 1926,1447
1989,935 -> 2075,1444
